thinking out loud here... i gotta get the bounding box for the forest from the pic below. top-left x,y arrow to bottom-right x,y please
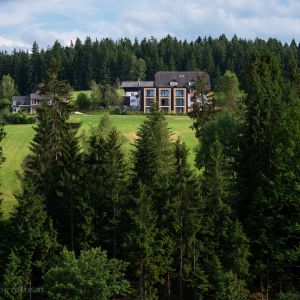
0,35 -> 300,94
0,35 -> 299,299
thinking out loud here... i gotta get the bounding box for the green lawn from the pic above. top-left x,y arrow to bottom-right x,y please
0,114 -> 198,216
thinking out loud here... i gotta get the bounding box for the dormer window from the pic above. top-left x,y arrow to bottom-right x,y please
188,80 -> 195,86
170,79 -> 178,87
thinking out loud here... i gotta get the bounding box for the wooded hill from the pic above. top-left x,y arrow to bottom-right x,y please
1,34 -> 300,93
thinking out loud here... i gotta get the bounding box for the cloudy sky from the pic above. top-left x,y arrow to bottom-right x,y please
0,0 -> 299,51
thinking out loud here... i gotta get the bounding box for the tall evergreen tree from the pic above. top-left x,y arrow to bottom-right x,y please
125,182 -> 171,300
1,178 -> 58,299
84,117 -> 128,257
24,62 -> 92,251
169,138 -> 205,299
238,49 -> 300,296
127,103 -> 175,298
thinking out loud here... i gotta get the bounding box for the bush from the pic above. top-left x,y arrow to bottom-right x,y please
43,247 -> 130,300
0,98 -> 11,109
76,92 -> 91,109
278,293 -> 300,300
4,112 -> 36,124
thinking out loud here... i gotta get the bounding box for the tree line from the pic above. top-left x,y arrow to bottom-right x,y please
0,35 -> 300,94
0,46 -> 299,299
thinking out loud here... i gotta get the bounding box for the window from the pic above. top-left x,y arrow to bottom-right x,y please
160,90 -> 169,97
161,99 -> 169,106
161,107 -> 169,113
176,99 -> 184,106
146,90 -> 155,97
176,90 -> 184,97
176,107 -> 184,114
146,99 -> 154,106
170,80 -> 178,87
189,81 -> 195,86
145,107 -> 151,113
131,92 -> 135,96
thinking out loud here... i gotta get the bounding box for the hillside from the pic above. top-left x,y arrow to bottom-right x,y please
0,114 -> 197,216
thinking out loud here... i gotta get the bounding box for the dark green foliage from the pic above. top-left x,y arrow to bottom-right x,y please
1,179 -> 58,299
4,111 -> 36,124
196,111 -> 242,173
189,75 -> 217,140
238,49 -> 300,295
169,138 -> 205,299
43,247 -> 130,300
0,35 -> 299,92
0,98 -> 11,109
0,35 -> 299,299
24,63 -> 93,252
124,182 -> 172,300
76,92 -> 90,109
127,103 -> 175,298
84,116 -> 128,257
132,102 -> 175,197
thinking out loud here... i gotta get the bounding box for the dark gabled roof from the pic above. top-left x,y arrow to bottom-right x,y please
121,81 -> 154,88
154,71 -> 210,88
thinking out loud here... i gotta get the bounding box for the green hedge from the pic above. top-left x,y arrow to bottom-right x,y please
4,112 -> 36,124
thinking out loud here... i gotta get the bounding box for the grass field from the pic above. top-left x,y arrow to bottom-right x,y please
0,114 -> 198,216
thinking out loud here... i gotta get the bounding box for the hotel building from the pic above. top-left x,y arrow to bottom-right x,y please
121,71 -> 210,113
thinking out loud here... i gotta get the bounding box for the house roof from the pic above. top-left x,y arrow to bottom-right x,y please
154,71 -> 210,88
121,81 -> 154,88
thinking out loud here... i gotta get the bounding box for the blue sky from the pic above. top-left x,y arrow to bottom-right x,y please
0,0 -> 299,51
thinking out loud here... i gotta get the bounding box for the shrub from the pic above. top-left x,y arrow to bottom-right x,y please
0,98 -> 11,109
76,92 -> 91,109
4,111 -> 36,124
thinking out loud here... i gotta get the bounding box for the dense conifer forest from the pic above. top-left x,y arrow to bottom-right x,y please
0,35 -> 300,93
0,36 -> 299,299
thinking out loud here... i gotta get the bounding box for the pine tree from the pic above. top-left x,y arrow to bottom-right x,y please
132,102 -> 175,210
29,42 -> 43,91
238,49 -> 300,295
125,182 -> 172,300
188,75 -> 216,140
169,138 -> 205,299
128,103 -> 175,298
84,119 -> 128,258
2,178 -> 58,299
200,139 -> 249,298
24,62 -> 92,251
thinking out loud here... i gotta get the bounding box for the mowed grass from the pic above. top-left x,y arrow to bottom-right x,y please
0,114 -> 198,216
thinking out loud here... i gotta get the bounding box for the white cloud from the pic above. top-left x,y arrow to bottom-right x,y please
0,0 -> 299,51
0,36 -> 30,50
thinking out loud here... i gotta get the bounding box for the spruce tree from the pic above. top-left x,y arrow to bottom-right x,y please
169,138 -> 205,299
124,182 -> 171,300
128,103 -> 175,298
200,139 -> 249,298
188,75 -> 216,140
238,49 -> 300,295
1,178 -> 58,299
24,62 -> 91,251
84,116 -> 128,257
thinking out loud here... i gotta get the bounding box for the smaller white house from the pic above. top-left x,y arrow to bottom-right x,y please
12,93 -> 48,114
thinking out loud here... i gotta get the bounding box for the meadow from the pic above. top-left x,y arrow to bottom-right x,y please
0,114 -> 198,216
